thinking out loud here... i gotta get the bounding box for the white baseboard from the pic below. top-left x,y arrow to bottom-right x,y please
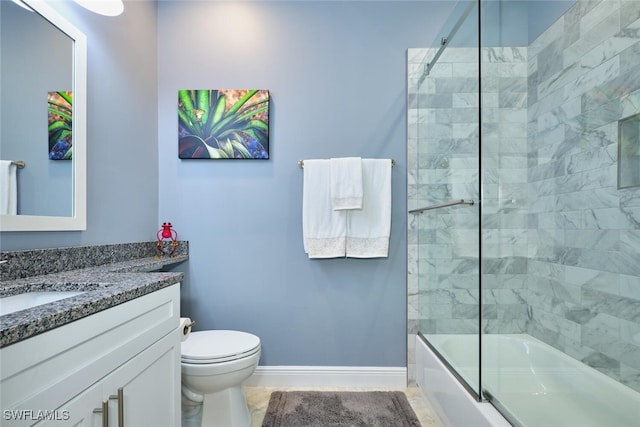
244,366 -> 407,388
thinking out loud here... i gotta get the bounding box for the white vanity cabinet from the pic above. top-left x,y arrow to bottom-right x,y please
35,382 -> 102,427
0,284 -> 181,427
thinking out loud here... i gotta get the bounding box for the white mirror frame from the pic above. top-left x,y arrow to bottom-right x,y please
1,0 -> 86,231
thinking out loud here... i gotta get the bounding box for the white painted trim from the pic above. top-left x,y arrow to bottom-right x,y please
245,366 -> 407,388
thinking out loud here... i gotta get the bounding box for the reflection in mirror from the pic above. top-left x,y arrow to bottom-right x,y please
2,1 -> 73,216
0,0 -> 86,231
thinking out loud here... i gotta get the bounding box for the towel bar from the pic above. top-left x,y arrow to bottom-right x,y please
10,161 -> 25,169
298,159 -> 395,168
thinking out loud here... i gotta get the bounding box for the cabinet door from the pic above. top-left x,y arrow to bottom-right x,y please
102,330 -> 180,427
34,382 -> 102,427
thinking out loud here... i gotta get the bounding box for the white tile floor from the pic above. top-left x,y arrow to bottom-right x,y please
244,386 -> 440,427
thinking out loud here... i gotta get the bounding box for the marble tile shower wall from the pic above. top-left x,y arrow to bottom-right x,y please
407,47 -> 425,384
410,46 -> 484,338
407,45 -> 529,352
526,0 -> 640,391
480,46 -> 530,334
407,0 -> 640,390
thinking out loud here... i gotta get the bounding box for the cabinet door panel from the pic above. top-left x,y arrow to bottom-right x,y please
34,382 -> 102,427
103,331 -> 180,427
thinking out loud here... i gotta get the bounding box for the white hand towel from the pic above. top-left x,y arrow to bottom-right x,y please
302,159 -> 347,258
346,159 -> 392,258
330,157 -> 363,210
0,161 -> 17,215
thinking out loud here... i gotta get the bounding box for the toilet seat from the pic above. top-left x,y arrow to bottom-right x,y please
181,330 -> 261,364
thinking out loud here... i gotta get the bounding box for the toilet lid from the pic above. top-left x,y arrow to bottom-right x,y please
181,330 -> 260,363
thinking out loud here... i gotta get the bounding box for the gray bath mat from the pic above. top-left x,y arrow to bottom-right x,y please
262,390 -> 422,427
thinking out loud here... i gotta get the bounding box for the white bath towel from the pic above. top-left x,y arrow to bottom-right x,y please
0,161 -> 17,215
330,157 -> 363,210
302,159 -> 347,258
346,159 -> 392,258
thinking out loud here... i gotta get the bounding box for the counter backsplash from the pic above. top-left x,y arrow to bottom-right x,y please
0,241 -> 189,281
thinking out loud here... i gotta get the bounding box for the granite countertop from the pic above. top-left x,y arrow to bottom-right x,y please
0,254 -> 187,348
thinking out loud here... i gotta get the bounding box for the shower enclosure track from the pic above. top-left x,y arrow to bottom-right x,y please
409,199 -> 475,214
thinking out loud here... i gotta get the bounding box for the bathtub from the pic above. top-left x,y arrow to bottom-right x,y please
416,333 -> 640,427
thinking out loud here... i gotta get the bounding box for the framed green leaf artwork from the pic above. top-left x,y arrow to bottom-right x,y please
178,89 -> 270,159
48,91 -> 73,160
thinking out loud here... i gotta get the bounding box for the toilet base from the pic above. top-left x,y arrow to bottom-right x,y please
181,407 -> 202,427
184,386 -> 251,427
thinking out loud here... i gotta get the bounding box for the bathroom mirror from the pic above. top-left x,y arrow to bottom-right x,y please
0,0 -> 86,231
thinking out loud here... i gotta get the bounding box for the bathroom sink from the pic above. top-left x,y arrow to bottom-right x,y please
0,291 -> 85,316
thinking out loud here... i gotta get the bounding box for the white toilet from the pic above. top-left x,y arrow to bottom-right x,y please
181,330 -> 261,427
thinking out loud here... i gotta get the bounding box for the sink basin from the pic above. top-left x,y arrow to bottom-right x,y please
0,291 -> 85,316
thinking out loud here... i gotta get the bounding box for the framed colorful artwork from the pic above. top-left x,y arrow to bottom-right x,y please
48,91 -> 73,160
178,89 -> 270,159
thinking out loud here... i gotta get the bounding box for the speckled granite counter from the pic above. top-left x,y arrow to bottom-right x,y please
0,243 -> 188,348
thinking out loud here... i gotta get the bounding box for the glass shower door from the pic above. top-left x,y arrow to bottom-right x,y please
414,0 -> 482,398
477,0 -> 531,417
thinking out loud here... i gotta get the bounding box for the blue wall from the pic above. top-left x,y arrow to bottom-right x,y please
527,0 -> 576,43
443,0 -> 576,48
157,1 -> 455,366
